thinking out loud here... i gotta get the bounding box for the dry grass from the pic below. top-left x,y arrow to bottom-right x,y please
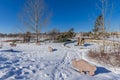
88,46 -> 120,67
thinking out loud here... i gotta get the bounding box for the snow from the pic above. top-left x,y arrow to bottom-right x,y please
0,38 -> 120,80
107,37 -> 120,42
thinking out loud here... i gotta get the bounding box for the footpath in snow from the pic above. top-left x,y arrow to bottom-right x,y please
0,41 -> 120,80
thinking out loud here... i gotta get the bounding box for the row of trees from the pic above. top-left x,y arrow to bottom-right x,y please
18,0 -> 114,43
0,33 -> 23,37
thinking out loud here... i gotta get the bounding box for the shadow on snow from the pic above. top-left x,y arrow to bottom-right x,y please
95,67 -> 111,75
0,49 -> 22,53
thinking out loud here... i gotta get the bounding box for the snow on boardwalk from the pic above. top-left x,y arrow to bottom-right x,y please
0,42 -> 120,80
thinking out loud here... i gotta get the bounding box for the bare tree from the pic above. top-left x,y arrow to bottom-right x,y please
48,28 -> 60,40
96,0 -> 107,33
20,0 -> 50,42
95,0 -> 114,38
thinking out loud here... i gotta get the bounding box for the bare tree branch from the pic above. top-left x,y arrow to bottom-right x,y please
19,0 -> 50,42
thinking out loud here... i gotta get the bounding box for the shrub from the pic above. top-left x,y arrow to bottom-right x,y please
88,47 -> 120,67
56,34 -> 70,42
56,28 -> 75,42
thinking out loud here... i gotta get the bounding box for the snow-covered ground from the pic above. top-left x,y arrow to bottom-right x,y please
107,37 -> 120,42
0,38 -> 120,80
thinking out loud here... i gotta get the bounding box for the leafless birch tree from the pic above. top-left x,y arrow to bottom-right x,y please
20,0 -> 50,42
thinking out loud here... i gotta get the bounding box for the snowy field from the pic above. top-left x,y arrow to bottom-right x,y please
0,38 -> 120,80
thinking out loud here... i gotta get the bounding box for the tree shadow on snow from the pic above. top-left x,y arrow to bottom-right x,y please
0,57 -> 8,61
84,43 -> 92,47
95,67 -> 111,75
0,68 -> 24,80
0,49 -> 22,53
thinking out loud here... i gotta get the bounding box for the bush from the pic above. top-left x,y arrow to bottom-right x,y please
56,28 -> 75,42
56,34 -> 70,42
88,49 -> 120,67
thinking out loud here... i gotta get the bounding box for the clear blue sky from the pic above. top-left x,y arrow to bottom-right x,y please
0,0 -> 120,33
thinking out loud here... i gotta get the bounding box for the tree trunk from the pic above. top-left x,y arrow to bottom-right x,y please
36,30 -> 38,42
35,21 -> 39,43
